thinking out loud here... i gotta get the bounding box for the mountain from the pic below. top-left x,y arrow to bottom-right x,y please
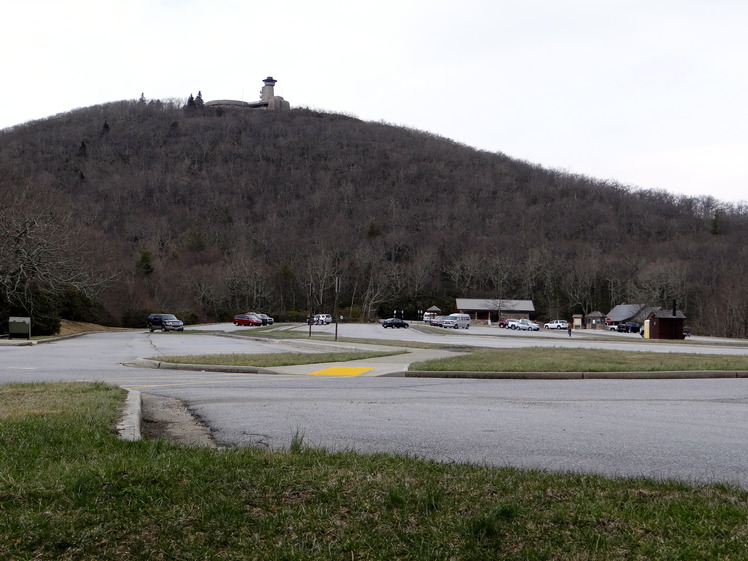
1,99 -> 747,336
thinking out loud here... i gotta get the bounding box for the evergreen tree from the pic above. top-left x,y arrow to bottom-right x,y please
135,248 -> 155,275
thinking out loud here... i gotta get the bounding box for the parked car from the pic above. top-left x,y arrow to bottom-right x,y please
246,312 -> 267,325
382,318 -> 409,329
497,318 -> 509,328
258,313 -> 274,325
617,322 -> 641,333
234,313 -> 262,326
147,313 -> 184,332
429,315 -> 448,327
506,319 -> 522,330
313,313 -> 332,325
441,313 -> 471,329
518,319 -> 540,331
544,319 -> 569,330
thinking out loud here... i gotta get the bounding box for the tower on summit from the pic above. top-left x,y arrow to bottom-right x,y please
260,77 -> 277,102
206,76 -> 291,111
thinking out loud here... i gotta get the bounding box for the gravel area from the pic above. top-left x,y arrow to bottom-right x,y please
140,393 -> 216,447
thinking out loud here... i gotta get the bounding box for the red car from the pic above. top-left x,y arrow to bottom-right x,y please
233,313 -> 262,326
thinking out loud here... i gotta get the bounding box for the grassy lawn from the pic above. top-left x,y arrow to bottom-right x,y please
410,347 -> 748,372
153,350 -> 404,367
2,382 -> 747,560
152,346 -> 748,373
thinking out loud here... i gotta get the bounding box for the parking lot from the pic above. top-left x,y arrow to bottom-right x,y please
2,323 -> 748,488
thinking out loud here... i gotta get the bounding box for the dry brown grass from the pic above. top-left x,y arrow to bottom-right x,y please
56,320 -> 127,336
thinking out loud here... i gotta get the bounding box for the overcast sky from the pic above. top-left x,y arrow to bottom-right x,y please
3,0 -> 746,204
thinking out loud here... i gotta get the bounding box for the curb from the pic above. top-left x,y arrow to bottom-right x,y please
0,339 -> 37,346
389,370 -> 748,379
117,389 -> 142,441
130,357 -> 748,380
133,357 -> 276,374
0,331 -> 102,346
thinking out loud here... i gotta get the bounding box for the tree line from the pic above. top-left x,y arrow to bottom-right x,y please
1,98 -> 747,336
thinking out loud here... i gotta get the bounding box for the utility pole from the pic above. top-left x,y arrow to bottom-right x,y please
308,281 -> 314,338
334,276 -> 340,341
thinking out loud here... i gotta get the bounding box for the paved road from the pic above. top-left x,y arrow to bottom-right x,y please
2,324 -> 747,488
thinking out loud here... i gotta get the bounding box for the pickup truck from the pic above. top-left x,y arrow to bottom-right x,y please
517,319 -> 540,331
507,319 -> 539,331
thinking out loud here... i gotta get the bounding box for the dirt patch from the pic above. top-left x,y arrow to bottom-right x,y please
57,320 -> 128,336
140,393 -> 216,448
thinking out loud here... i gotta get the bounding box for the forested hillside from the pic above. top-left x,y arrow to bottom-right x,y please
1,98 -> 747,336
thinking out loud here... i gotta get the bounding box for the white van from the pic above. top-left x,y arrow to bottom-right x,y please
441,313 -> 471,329
313,313 -> 332,325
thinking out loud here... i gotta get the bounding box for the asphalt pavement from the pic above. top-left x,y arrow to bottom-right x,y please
2,323 -> 748,488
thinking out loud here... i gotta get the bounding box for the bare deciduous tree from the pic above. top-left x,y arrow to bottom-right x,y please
2,99 -> 747,334
0,189 -> 109,320
561,247 -> 602,317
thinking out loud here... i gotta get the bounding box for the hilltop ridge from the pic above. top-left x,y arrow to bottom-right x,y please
1,99 -> 747,336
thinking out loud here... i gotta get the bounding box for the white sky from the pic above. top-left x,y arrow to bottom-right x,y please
3,0 -> 746,204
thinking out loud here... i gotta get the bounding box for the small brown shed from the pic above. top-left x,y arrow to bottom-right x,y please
646,309 -> 687,340
584,311 -> 607,330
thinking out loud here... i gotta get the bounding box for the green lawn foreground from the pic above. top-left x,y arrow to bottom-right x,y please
1,383 -> 747,560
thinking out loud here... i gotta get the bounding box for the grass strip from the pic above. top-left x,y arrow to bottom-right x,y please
237,328 -> 473,350
152,350 -> 404,367
410,347 -> 748,372
1,382 -> 747,560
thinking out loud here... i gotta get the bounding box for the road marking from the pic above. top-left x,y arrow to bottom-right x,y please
308,366 -> 374,377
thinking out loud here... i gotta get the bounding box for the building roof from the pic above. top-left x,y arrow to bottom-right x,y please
607,304 -> 686,322
648,308 -> 687,319
456,298 -> 535,313
606,304 -> 646,322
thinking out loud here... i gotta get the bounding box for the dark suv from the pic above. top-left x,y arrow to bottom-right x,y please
147,313 -> 184,332
617,321 -> 641,333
